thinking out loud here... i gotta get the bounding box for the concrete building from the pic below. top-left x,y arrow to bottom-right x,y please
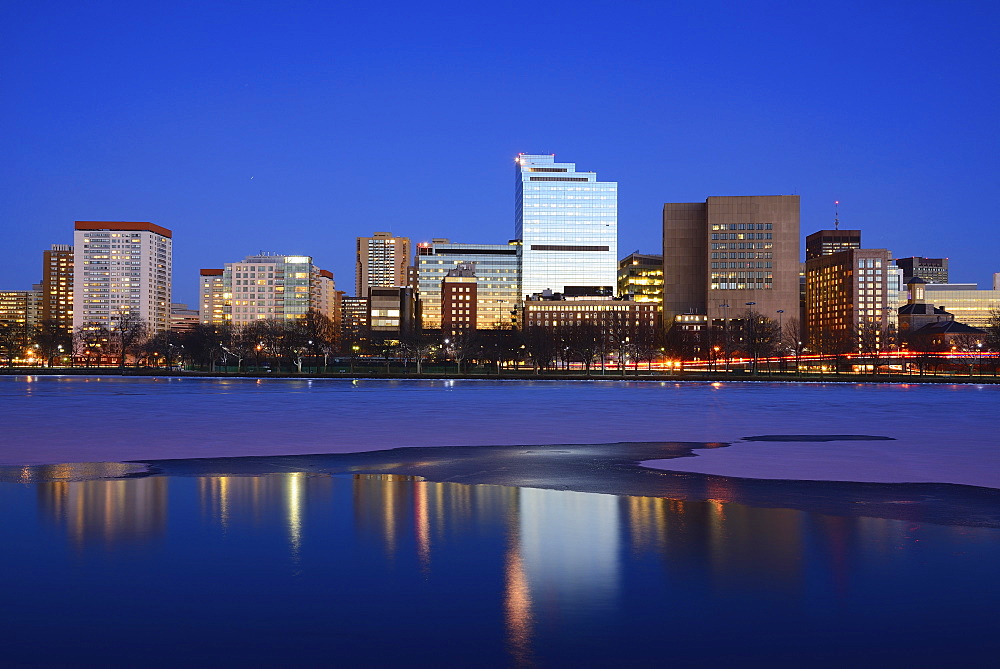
356,232 -> 411,297
805,229 -> 861,260
0,290 -> 40,329
41,244 -> 74,333
617,252 -> 663,305
895,256 -> 949,284
805,248 -> 893,351
662,195 -> 800,329
515,154 -> 617,297
72,221 -> 172,333
441,263 -> 478,335
415,239 -> 521,331
199,254 -> 336,325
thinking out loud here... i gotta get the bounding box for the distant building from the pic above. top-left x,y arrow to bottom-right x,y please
805,229 -> 861,260
894,282 -> 1000,330
441,263 -> 478,336
356,232 -> 411,297
516,154 -> 617,297
898,278 -> 985,349
617,252 -> 663,305
522,295 -> 659,336
72,221 -> 172,333
895,256 -> 949,284
169,303 -> 200,333
415,239 -> 521,331
199,254 -> 336,325
663,195 -> 800,332
41,244 -> 74,333
340,295 -> 369,348
805,248 -> 893,351
368,286 -> 415,337
0,290 -> 39,329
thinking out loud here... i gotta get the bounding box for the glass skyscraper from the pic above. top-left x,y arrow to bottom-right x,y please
515,154 -> 617,297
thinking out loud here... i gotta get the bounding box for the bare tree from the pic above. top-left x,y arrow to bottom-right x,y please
522,325 -> 556,373
110,310 -> 148,371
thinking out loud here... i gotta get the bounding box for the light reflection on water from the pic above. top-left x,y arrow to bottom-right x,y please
5,472 -> 996,665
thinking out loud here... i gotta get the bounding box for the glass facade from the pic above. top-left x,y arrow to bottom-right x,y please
907,284 -> 1000,328
515,154 -> 617,297
416,241 -> 521,330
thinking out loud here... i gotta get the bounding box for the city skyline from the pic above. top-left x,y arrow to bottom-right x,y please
3,2 -> 998,305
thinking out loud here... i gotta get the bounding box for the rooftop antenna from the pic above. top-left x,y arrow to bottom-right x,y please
834,200 -> 840,231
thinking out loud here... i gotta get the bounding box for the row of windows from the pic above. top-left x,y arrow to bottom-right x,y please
711,252 -> 773,259
711,262 -> 773,269
711,233 -> 773,240
710,243 -> 773,250
710,224 -> 774,231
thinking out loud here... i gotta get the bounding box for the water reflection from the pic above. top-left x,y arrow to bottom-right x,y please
38,477 -> 168,546
22,472 -> 1000,665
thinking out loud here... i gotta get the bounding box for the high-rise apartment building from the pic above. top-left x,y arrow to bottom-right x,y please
515,154 -> 617,297
895,256 -> 949,284
415,239 -> 521,331
805,248 -> 892,351
199,254 -> 335,325
41,244 -> 74,332
662,196 -> 800,326
356,232 -> 411,297
805,230 -> 861,260
617,253 -> 663,304
340,296 -> 369,348
0,290 -> 39,329
72,221 -> 172,333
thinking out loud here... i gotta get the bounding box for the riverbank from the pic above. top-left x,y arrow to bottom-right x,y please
2,366 -> 999,384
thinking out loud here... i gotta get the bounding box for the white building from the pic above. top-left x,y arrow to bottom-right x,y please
200,254 -> 336,325
515,154 -> 617,298
73,221 -> 172,333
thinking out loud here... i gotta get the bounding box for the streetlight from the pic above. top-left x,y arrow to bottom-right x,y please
720,303 -> 730,373
776,309 -> 785,374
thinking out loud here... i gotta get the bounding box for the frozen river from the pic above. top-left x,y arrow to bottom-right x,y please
1,375 -> 997,489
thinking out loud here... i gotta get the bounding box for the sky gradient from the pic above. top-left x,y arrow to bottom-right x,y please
3,0 -> 998,305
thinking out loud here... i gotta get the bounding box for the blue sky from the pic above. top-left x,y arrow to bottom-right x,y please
2,0 -> 997,305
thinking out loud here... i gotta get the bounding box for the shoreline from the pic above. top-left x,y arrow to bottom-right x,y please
2,441 -> 998,529
2,367 -> 999,385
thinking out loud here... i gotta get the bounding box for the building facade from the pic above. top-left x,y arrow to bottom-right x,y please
72,221 -> 172,333
805,248 -> 892,351
415,239 -> 521,331
895,256 -> 949,284
356,232 -> 411,297
617,252 -> 663,304
199,255 -> 335,325
515,154 -> 617,297
41,244 -> 74,332
441,263 -> 478,335
896,283 -> 1000,329
662,195 -> 800,328
805,229 -> 861,260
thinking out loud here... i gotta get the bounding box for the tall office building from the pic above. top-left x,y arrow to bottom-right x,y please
895,256 -> 949,284
515,154 -> 617,297
662,195 -> 800,326
199,254 -> 335,325
41,244 -> 74,332
617,252 -> 663,304
415,239 -> 521,330
72,221 -> 172,333
805,229 -> 861,260
356,232 -> 411,297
